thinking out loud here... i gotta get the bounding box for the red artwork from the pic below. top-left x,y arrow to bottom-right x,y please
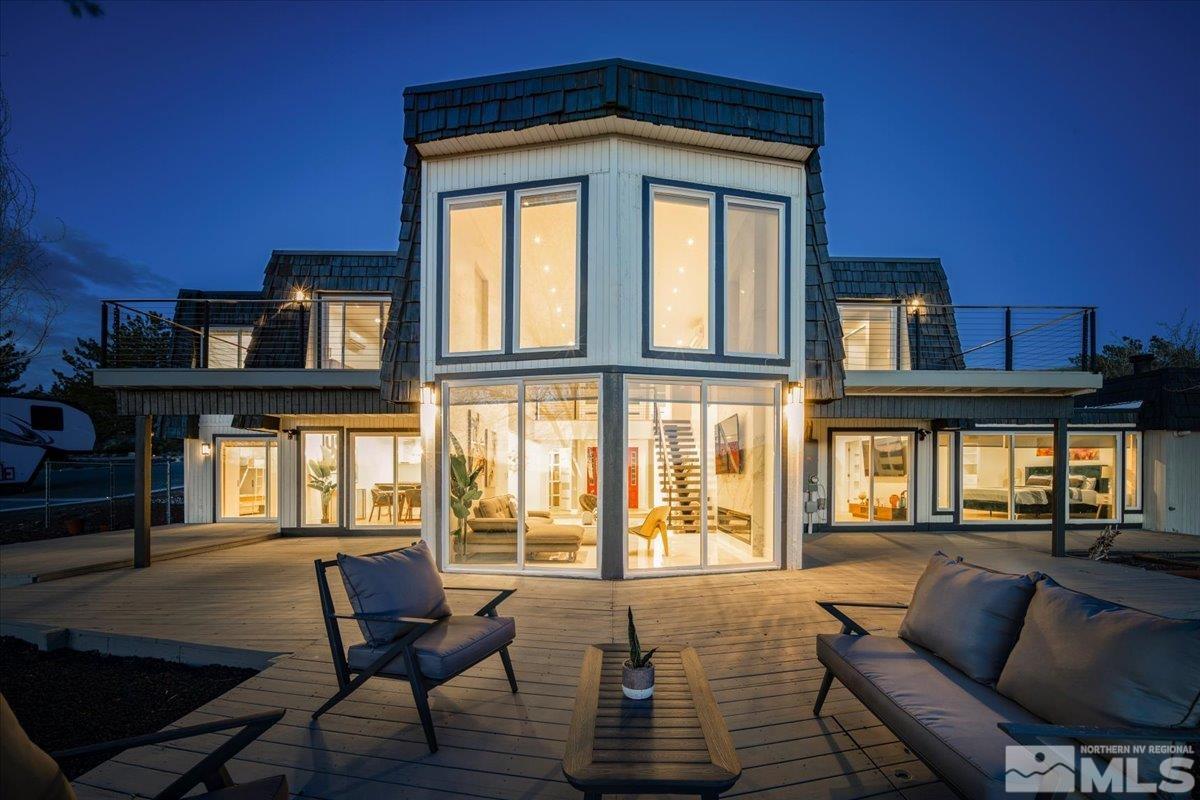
627,447 -> 639,508
586,446 -> 598,495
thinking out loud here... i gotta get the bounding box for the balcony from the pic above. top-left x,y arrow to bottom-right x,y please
838,303 -> 1102,396
93,297 -> 389,389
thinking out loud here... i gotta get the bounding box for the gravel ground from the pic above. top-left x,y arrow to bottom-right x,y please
0,637 -> 256,779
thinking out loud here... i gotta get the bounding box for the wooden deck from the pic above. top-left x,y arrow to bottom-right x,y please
1,530 -> 1196,799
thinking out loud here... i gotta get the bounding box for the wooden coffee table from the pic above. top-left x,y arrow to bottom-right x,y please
563,644 -> 741,799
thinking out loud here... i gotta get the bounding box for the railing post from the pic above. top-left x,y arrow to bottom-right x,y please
1089,308 -> 1097,372
100,302 -> 109,368
1004,307 -> 1013,371
1080,308 -> 1089,372
112,306 -> 121,367
895,301 -> 903,371
200,300 -> 211,368
910,306 -> 921,370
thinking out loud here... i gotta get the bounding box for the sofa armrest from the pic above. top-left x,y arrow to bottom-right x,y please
1000,722 -> 1200,746
815,600 -> 908,636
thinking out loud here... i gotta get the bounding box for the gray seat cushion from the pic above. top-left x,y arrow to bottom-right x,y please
337,541 -> 451,646
347,615 -> 516,680
997,577 -> 1200,729
817,633 -> 1050,800
898,551 -> 1038,685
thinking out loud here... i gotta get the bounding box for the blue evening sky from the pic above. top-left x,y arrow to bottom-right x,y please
1,0 -> 1197,384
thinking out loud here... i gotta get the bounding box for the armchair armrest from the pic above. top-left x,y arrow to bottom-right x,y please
444,585 -> 517,617
815,600 -> 908,636
331,612 -> 439,627
52,709 -> 285,800
1000,722 -> 1200,746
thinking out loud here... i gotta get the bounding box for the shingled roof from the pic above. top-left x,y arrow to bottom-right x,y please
828,256 -> 964,371
381,59 -> 833,402
168,289 -> 263,368
245,250 -> 405,372
1076,367 -> 1200,430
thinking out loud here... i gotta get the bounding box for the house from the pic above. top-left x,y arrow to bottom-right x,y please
1075,361 -> 1200,534
94,59 -> 1111,579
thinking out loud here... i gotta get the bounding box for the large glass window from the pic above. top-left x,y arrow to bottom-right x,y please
961,434 -> 1012,521
518,188 -> 579,350
1125,432 -> 1141,510
651,191 -> 712,351
523,382 -> 598,570
1068,433 -> 1117,521
217,439 -> 276,520
935,431 -> 954,512
839,303 -> 909,370
833,433 -> 913,524
208,327 -> 251,368
321,296 -> 389,369
725,200 -> 783,357
446,379 -> 600,572
446,196 -> 505,354
301,431 -> 340,527
626,380 -> 778,572
350,433 -> 422,528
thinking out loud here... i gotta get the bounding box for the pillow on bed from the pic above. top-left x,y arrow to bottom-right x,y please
1082,477 -> 1097,491
1069,475 -> 1085,488
898,552 -> 1039,685
1025,475 -> 1051,487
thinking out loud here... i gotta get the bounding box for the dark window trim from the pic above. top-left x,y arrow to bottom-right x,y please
826,427 -> 920,529
641,177 -> 791,366
313,291 -> 391,370
345,428 -> 424,531
296,426 -> 346,529
436,176 -> 589,365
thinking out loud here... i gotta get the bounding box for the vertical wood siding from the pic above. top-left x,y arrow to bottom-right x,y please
1143,430 -> 1200,535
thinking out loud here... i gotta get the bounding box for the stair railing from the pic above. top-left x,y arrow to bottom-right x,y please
652,403 -> 676,528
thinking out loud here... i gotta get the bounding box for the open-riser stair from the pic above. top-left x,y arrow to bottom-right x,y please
657,419 -> 703,534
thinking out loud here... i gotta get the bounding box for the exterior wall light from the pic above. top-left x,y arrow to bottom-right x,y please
786,381 -> 804,406
293,287 -> 309,303
420,382 -> 437,407
200,441 -> 212,457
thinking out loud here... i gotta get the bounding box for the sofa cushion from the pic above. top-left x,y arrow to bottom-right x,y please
347,615 -> 516,679
337,541 -> 451,646
817,633 -> 1051,800
474,496 -> 508,519
897,552 -> 1038,685
997,577 -> 1200,729
466,518 -> 518,534
0,694 -> 75,800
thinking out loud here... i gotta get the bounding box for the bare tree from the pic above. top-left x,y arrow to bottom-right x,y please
0,86 -> 61,373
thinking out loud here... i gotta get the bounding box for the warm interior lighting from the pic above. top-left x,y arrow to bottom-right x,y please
420,382 -> 437,407
652,191 -> 710,350
200,441 -> 212,457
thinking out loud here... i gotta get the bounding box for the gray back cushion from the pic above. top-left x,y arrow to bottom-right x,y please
337,541 -> 452,646
898,552 -> 1038,685
997,577 -> 1200,728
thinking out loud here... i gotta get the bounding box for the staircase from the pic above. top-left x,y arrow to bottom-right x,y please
655,416 -> 703,534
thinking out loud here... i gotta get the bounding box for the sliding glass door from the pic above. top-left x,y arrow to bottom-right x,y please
216,438 -> 277,521
350,433 -> 423,529
832,433 -> 914,524
625,379 -> 779,574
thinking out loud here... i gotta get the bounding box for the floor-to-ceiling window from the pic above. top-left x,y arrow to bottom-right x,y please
350,433 -> 422,528
961,434 -> 1013,521
444,378 -> 600,574
301,431 -> 340,527
832,433 -> 914,524
935,431 -> 955,513
217,438 -> 277,520
1068,433 -> 1118,521
1125,432 -> 1141,512
626,379 -> 779,573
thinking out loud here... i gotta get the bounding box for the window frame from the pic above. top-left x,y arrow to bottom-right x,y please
212,434 -> 278,523
513,183 -> 585,354
646,184 -> 718,356
837,299 -> 907,371
437,177 -> 589,364
722,195 -> 787,359
314,291 -> 391,370
933,430 -> 957,515
1123,431 -> 1143,512
641,177 -> 791,366
297,428 -> 344,529
205,326 -> 253,369
827,429 -> 918,528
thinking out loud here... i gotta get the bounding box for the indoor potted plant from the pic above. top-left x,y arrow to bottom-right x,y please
622,606 -> 657,700
306,457 -> 338,524
448,434 -> 483,558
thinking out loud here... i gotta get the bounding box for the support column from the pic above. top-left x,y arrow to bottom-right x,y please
134,414 -> 153,568
600,372 -> 625,580
1051,416 -> 1068,557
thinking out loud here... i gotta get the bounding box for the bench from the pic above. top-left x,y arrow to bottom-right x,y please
813,552 -> 1200,799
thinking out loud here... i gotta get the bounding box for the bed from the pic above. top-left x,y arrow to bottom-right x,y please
962,465 -> 1108,518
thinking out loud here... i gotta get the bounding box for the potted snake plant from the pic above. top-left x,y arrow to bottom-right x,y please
622,606 -> 656,700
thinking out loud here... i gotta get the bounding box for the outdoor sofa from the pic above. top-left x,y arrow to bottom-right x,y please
813,552 -> 1200,799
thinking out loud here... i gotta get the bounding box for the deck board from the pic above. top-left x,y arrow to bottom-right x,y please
1,529 -> 1195,798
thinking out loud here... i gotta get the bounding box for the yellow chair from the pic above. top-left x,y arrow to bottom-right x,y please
629,505 -> 670,556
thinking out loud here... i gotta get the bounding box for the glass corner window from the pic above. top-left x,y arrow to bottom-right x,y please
517,187 -> 580,351
320,295 -> 389,369
650,189 -> 713,351
724,200 -> 783,357
839,303 -> 909,370
445,195 -> 505,354
1124,431 -> 1141,510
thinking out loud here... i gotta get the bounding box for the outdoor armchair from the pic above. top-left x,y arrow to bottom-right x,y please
311,540 -> 518,753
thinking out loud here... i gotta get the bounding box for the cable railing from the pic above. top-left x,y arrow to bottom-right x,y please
99,297 -> 390,370
839,303 -> 1097,372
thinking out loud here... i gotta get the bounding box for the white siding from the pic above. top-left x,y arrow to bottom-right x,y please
1143,430 -> 1200,535
421,136 -> 807,380
184,415 -> 245,524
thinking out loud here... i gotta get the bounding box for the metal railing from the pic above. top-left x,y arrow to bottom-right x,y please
99,297 -> 390,370
839,303 -> 1097,372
